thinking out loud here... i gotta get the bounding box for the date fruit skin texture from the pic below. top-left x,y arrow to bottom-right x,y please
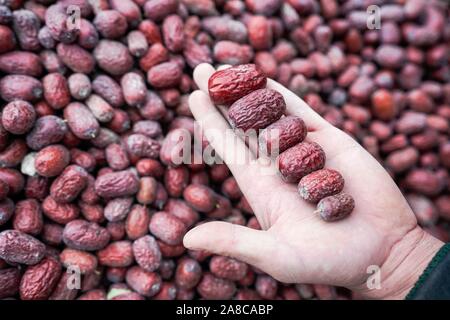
0,230 -> 46,265
175,257 -> 202,290
64,102 -> 100,140
97,240 -> 134,267
19,255 -> 62,300
298,169 -> 345,203
208,64 -> 267,105
132,235 -> 162,272
228,88 -> 286,132
278,142 -> 326,183
94,170 -> 139,198
60,248 -> 98,274
316,193 -> 355,222
125,266 -> 162,298
149,211 -> 187,246
0,268 -> 21,299
259,116 -> 307,155
197,273 -> 236,300
50,165 -> 89,203
62,219 -> 111,251
209,256 -> 248,281
183,184 -> 217,213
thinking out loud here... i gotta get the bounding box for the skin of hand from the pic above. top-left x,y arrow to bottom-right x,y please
183,63 -> 444,299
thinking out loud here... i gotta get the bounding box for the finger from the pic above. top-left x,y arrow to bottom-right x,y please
267,79 -> 330,131
183,221 -> 279,270
193,63 -> 215,93
217,64 -> 232,71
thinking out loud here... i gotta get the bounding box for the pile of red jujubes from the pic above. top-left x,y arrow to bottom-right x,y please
0,0 -> 448,301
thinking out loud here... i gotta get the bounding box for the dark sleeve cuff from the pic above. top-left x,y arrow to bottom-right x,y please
405,242 -> 450,300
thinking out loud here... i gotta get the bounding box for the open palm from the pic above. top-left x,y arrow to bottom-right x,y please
184,64 -> 441,299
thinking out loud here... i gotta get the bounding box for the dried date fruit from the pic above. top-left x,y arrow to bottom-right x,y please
0,75 -> 42,102
20,255 -> 62,300
132,235 -> 161,272
105,143 -> 130,171
248,16 -> 273,50
0,25 -> 16,54
0,230 -> 45,265
79,202 -> 104,223
149,211 -> 187,245
48,272 -> 79,300
162,14 -> 184,53
163,199 -> 199,228
26,115 -> 67,151
197,273 -> 236,300
93,40 -> 133,76
0,268 -> 20,299
125,205 -> 151,240
133,120 -> 162,138
183,184 -> 217,213
175,257 -> 202,290
42,73 -> 71,110
0,51 -> 42,76
121,72 -> 147,107
50,165 -> 88,203
255,275 -> 278,299
127,30 -> 148,57
125,266 -> 162,297
12,199 -> 43,236
208,64 -> 267,106
209,256 -> 248,281
144,0 -> 178,22
147,61 -> 183,88
139,42 -> 169,72
64,102 -> 100,140
68,73 -> 92,100
42,196 -> 79,224
259,116 -> 307,155
316,193 -> 355,222
97,241 -> 134,267
183,39 -> 213,68
85,94 -> 114,123
63,219 -> 111,251
92,75 -> 124,107
228,89 -> 286,132
12,9 -> 40,51
0,168 -> 25,195
94,10 -> 128,40
60,248 -> 98,274
278,142 -> 326,183
57,44 -> 95,74
104,197 -> 133,222
45,4 -> 79,44
35,145 -> 71,177
137,177 -> 157,205
0,139 -> 28,168
126,134 -> 161,159
298,169 -> 345,203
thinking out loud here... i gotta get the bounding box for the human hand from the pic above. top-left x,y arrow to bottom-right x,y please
183,64 -> 443,299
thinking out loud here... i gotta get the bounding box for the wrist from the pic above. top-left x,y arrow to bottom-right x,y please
357,226 -> 444,300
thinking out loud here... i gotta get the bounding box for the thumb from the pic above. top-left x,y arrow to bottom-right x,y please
183,221 -> 277,270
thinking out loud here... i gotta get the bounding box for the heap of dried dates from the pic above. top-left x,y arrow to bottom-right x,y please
0,0 -> 449,300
